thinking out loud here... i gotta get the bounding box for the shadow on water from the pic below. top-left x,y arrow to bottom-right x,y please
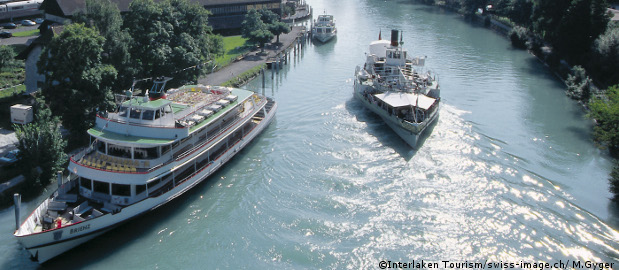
521,58 -> 567,88
344,98 -> 416,160
311,36 -> 337,55
565,126 -> 593,144
38,138 -> 267,269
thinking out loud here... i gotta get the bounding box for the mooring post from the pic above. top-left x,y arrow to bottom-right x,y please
57,171 -> 63,190
261,67 -> 265,89
14,193 -> 21,231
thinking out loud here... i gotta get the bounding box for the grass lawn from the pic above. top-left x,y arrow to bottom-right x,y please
12,29 -> 39,37
214,35 -> 252,68
0,44 -> 27,130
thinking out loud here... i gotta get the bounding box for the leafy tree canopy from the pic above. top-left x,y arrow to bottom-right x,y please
37,23 -> 117,140
14,97 -> 67,194
588,85 -> 619,155
0,45 -> 15,70
125,0 -> 222,86
73,0 -> 134,91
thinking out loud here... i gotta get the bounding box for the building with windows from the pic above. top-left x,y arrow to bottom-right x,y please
40,0 -> 282,30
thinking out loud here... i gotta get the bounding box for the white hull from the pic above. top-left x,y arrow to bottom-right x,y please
313,31 -> 336,43
15,97 -> 277,263
353,85 -> 438,148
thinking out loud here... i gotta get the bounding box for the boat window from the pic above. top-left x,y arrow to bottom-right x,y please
147,178 -> 161,189
142,110 -> 155,121
108,144 -> 132,158
175,163 -> 195,184
97,141 -> 106,153
161,144 -> 171,155
80,177 -> 92,190
154,109 -> 161,119
136,184 -> 146,195
112,183 -> 131,197
119,106 -> 128,117
180,134 -> 193,145
93,180 -> 110,195
135,147 -> 159,159
129,108 -> 142,119
161,173 -> 173,184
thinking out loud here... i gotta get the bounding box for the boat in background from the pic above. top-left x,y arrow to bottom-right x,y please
353,29 -> 440,148
312,13 -> 337,43
14,79 -> 276,263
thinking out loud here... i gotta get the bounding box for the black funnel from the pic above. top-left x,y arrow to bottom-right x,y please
391,29 -> 399,47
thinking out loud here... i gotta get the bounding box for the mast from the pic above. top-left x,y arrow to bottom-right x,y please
148,77 -> 173,100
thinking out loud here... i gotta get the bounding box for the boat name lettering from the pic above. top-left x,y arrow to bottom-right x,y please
70,224 -> 91,234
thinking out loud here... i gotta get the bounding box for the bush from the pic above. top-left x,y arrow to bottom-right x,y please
566,65 -> 594,102
509,26 -> 529,49
589,85 -> 619,155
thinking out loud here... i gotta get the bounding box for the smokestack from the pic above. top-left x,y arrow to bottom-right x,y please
391,29 -> 399,47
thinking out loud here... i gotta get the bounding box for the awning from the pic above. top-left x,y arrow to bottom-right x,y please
374,92 -> 436,110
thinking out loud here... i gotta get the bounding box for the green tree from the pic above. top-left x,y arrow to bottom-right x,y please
508,0 -> 533,28
37,23 -> 117,141
588,85 -> 619,155
14,97 -> 67,194
242,9 -> 266,39
531,0 -> 571,40
566,65 -> 594,102
459,0 -> 486,15
73,0 -> 134,91
0,45 -> 15,70
125,0 -> 221,85
242,9 -> 273,51
259,8 -> 279,25
258,8 -> 290,44
555,0 -> 610,60
592,25 -> 619,86
269,21 -> 291,44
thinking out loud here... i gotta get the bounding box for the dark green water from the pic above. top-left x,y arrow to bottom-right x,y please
1,0 -> 618,268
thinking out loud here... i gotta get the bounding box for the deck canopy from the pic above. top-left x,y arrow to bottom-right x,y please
374,92 -> 436,110
88,128 -> 175,147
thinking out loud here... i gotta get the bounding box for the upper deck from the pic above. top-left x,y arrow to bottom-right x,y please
315,14 -> 334,26
91,85 -> 252,143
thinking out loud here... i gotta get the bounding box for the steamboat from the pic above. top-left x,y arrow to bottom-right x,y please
353,30 -> 440,148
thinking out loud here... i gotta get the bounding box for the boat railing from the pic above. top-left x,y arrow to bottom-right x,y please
150,99 -> 265,171
72,145 -> 96,164
16,199 -> 49,235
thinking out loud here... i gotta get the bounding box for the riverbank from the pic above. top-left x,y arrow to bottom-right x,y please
199,26 -> 307,86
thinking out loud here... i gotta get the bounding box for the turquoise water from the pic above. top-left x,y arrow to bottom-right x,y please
1,0 -> 618,268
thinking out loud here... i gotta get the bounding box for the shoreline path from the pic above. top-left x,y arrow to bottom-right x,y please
199,25 -> 306,86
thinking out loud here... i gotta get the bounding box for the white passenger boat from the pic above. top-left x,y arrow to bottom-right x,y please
353,29 -> 440,148
312,14 -> 337,43
13,79 -> 277,263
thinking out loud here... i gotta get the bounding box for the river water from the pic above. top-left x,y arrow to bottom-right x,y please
2,0 -> 619,268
